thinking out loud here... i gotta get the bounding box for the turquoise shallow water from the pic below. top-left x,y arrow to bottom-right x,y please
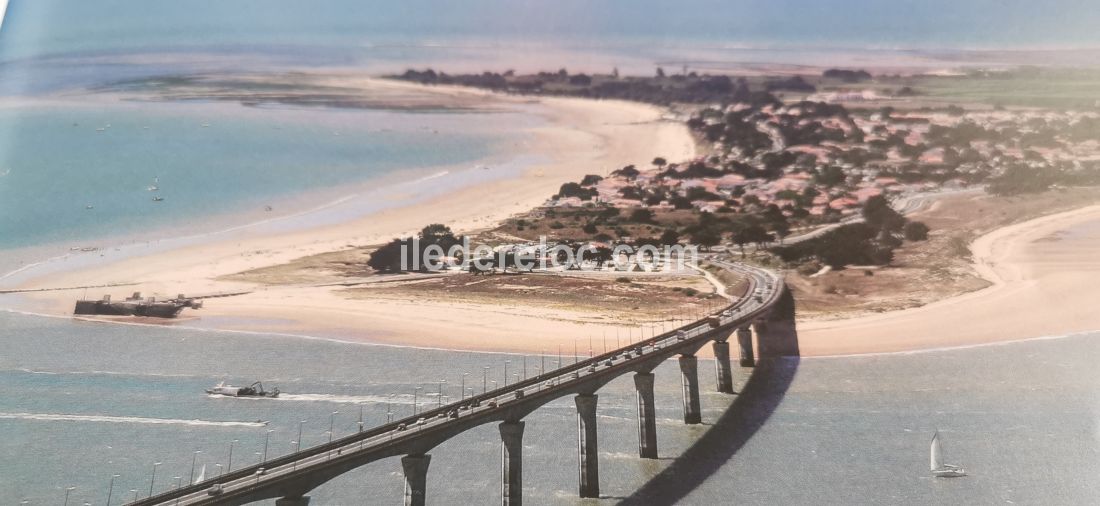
0,102 -> 516,250
2,310 -> 1099,505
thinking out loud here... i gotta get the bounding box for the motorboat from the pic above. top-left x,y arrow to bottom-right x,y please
206,381 -> 280,398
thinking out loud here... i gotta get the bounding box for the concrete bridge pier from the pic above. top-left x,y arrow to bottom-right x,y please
737,326 -> 755,367
633,372 -> 658,459
755,286 -> 801,359
575,394 -> 600,498
712,339 -> 734,394
401,454 -> 431,506
500,421 -> 525,506
678,355 -> 702,424
275,496 -> 310,506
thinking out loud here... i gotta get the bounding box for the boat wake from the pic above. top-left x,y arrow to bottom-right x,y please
272,393 -> 414,405
0,412 -> 267,427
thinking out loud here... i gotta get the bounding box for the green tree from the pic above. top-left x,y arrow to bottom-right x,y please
367,238 -> 411,273
692,229 -> 721,251
419,224 -> 460,250
629,208 -> 656,223
659,229 -> 680,246
862,195 -> 906,233
904,221 -> 930,241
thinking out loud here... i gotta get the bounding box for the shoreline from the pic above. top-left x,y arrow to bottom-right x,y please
9,78 -> 699,353
796,203 -> 1100,357
8,79 -> 1100,357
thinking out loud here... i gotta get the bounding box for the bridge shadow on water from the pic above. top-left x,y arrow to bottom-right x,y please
620,356 -> 801,505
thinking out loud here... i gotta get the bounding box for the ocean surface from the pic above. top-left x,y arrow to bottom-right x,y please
3,2 -> 1100,505
3,310 -> 1100,505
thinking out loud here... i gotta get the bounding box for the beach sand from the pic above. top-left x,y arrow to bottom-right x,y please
16,78 -> 699,353
797,203 -> 1100,357
15,78 -> 1100,358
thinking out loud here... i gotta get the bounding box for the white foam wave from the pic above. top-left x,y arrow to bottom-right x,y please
806,330 -> 1095,359
0,412 -> 267,427
412,170 -> 450,184
275,393 -> 415,405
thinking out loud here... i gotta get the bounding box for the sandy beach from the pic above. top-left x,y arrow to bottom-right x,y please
797,203 -> 1100,356
12,78 -> 1100,358
13,78 -> 698,353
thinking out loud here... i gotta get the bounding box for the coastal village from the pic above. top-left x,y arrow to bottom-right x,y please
377,67 -> 1100,317
394,69 -> 1100,271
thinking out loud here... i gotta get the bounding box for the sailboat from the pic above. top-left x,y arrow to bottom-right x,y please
193,464 -> 206,484
930,431 -> 967,477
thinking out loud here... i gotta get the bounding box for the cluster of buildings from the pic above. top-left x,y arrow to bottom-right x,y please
552,92 -> 1100,223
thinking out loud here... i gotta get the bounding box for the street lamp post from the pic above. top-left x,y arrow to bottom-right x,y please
63,486 -> 75,506
189,451 -> 201,484
413,387 -> 421,415
131,490 -> 138,503
215,464 -> 223,478
106,474 -> 120,506
461,373 -> 468,400
263,430 -> 274,462
148,462 -> 161,497
504,360 -> 510,386
437,380 -> 445,408
227,440 -> 237,472
482,367 -> 490,393
329,411 -> 339,443
296,420 -> 306,453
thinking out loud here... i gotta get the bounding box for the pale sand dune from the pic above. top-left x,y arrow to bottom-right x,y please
18,80 -> 697,353
798,204 -> 1100,357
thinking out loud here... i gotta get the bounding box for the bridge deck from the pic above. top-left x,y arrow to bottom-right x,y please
130,261 -> 784,506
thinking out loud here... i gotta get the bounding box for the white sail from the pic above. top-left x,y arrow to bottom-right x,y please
194,464 -> 206,484
930,432 -> 943,471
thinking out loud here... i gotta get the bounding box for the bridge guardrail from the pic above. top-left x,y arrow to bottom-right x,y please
130,261 -> 783,506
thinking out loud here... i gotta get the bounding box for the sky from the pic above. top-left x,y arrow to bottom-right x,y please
1,0 -> 1099,65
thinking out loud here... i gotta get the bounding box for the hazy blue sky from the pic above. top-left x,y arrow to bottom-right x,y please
2,0 -> 1099,62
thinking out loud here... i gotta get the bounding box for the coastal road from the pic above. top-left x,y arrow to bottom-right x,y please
781,186 -> 983,246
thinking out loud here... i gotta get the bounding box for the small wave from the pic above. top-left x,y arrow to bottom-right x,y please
412,170 -> 450,184
0,412 -> 267,427
274,393 -> 415,405
1,366 -> 201,379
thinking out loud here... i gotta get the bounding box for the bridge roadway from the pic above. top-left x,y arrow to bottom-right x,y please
130,261 -> 793,506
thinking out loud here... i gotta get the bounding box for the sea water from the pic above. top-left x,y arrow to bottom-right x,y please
3,1 -> 1100,504
3,310 -> 1100,505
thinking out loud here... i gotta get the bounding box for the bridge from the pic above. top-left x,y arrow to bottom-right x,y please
129,260 -> 799,506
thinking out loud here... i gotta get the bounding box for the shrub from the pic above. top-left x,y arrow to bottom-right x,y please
629,208 -> 656,223
615,277 -> 632,283
948,235 -> 971,258
904,221 -> 930,241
